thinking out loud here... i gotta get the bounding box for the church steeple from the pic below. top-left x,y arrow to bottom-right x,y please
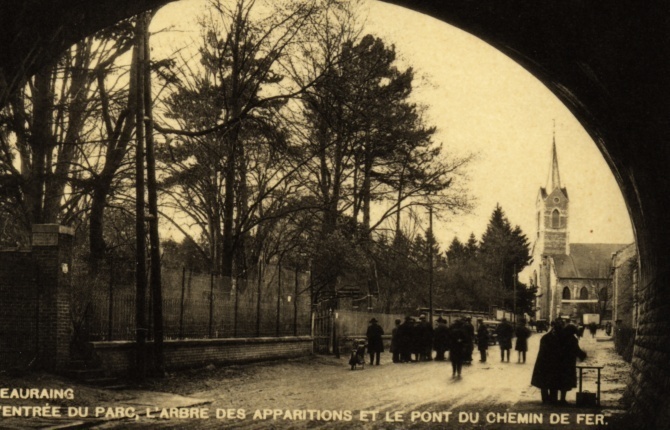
535,131 -> 569,256
548,135 -> 562,192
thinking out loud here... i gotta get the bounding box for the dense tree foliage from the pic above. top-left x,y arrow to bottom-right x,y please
438,205 -> 536,315
1,0 -> 476,316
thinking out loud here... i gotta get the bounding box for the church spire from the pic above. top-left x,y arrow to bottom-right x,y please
548,127 -> 562,191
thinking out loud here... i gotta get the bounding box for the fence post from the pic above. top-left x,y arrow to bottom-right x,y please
256,261 -> 262,337
179,266 -> 185,339
234,276 -> 239,337
108,257 -> 114,341
276,263 -> 282,337
294,266 -> 299,336
209,272 -> 214,338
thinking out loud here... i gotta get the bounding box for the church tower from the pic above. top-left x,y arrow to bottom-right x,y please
535,138 -> 569,256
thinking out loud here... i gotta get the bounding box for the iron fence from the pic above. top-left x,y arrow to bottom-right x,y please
77,264 -> 312,341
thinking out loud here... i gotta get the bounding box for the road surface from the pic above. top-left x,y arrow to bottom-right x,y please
93,331 -> 629,429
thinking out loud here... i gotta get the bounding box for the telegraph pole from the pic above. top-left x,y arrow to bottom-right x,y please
512,264 -> 516,324
142,10 -> 164,374
134,15 -> 147,379
428,206 -> 434,325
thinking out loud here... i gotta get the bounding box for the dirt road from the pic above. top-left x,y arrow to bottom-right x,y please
94,332 -> 629,429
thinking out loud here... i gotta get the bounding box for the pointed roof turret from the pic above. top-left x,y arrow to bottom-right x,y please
548,135 -> 562,192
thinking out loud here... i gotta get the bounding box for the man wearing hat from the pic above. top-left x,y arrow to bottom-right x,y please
463,316 -> 475,364
433,317 -> 450,361
390,319 -> 402,363
418,314 -> 433,361
397,316 -> 414,362
366,318 -> 385,365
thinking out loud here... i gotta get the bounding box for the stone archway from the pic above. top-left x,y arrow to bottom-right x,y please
1,0 -> 669,426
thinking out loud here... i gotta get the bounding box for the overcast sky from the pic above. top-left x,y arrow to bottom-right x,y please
151,0 -> 635,249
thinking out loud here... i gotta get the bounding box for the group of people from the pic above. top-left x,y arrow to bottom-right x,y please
531,318 -> 587,404
365,314 -> 533,379
365,314 -> 589,405
388,315 -> 435,364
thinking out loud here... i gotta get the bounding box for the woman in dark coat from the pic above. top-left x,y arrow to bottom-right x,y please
531,320 -> 564,403
557,323 -> 587,403
515,319 -> 532,363
476,319 -> 489,362
366,318 -> 385,366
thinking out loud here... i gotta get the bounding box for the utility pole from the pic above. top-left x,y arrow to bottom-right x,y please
133,15 -> 147,379
512,264 -> 516,324
142,10 -> 164,374
428,206 -> 434,325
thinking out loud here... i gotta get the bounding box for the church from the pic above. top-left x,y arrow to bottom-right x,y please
527,140 -> 628,323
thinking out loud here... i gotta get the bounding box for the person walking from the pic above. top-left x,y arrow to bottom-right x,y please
588,321 -> 598,338
390,319 -> 401,363
366,318 -> 385,366
515,319 -> 532,363
531,319 -> 565,403
476,319 -> 489,363
448,319 -> 467,378
496,318 -> 514,362
433,317 -> 450,361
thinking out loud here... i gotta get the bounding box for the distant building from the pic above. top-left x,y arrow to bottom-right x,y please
610,243 -> 639,328
527,139 -> 630,322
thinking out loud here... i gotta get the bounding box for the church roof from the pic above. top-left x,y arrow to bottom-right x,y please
539,187 -> 569,199
552,243 -> 629,279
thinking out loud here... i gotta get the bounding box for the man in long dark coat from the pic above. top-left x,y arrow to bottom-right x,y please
433,317 -> 450,361
515,319 -> 532,363
463,317 -> 475,363
366,318 -> 384,366
476,319 -> 489,362
396,316 -> 414,363
390,319 -> 401,363
531,319 -> 564,403
557,323 -> 587,403
496,318 -> 514,362
448,319 -> 467,378
418,314 -> 433,361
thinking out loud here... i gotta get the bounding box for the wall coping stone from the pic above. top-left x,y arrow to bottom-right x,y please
91,336 -> 313,350
32,224 -> 75,236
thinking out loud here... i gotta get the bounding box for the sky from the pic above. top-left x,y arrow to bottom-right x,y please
150,0 -> 635,250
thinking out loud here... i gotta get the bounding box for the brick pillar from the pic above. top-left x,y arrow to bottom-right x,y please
32,224 -> 74,369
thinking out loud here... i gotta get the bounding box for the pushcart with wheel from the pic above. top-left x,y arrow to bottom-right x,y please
575,365 -> 604,407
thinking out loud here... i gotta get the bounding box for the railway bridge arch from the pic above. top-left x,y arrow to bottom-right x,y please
1,0 -> 669,426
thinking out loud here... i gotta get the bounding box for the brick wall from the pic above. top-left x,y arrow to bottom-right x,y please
0,224 -> 74,371
627,267 -> 670,429
0,250 -> 38,368
91,336 -> 313,375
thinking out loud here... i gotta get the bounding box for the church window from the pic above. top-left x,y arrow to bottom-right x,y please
554,197 -> 560,203
552,209 -> 560,228
579,287 -> 589,300
562,287 -> 571,300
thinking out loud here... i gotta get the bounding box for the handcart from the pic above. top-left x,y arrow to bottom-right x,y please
349,339 -> 367,370
575,365 -> 604,407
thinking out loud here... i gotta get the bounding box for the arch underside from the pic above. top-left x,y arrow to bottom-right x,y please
1,0 -> 670,425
